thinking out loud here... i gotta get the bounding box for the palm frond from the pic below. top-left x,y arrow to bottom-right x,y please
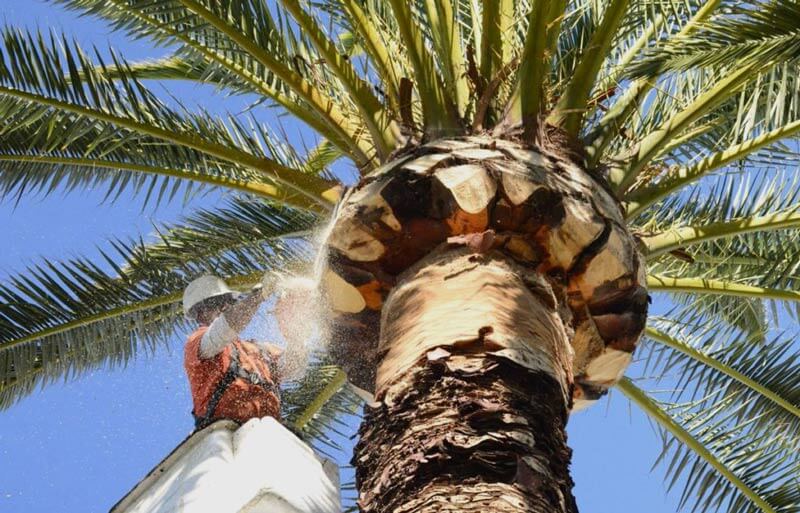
609,1 -> 800,192
643,184 -> 800,337
619,378 -> 798,513
624,63 -> 800,215
644,326 -> 800,427
584,0 -> 722,167
421,0 -> 470,117
126,196 -> 317,279
628,1 -> 800,78
648,275 -> 800,305
0,26 -> 336,209
507,0 -> 566,134
333,0 -> 403,112
386,0 -> 460,134
636,169 -> 800,259
54,0 -> 374,164
283,363 -> 363,453
611,61 -> 760,192
279,0 -> 399,159
550,0 -> 629,136
478,0 -> 514,124
642,209 -> 800,258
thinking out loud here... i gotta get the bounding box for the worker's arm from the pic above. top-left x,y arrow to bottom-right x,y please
199,290 -> 263,358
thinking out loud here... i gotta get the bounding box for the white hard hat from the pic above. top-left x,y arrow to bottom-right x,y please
183,275 -> 237,318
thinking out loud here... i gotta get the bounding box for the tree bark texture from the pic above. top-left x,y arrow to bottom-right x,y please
354,248 -> 578,513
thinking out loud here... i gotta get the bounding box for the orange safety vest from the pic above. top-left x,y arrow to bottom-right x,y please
184,326 -> 282,428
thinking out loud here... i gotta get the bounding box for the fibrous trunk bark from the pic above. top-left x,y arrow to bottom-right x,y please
354,248 -> 578,513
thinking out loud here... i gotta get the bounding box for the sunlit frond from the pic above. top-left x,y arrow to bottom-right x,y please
0,26 -> 336,209
629,1 -> 800,78
54,0 -> 377,164
620,378 -> 798,513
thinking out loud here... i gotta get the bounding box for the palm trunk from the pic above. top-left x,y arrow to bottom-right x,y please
322,137 -> 647,513
354,248 -> 578,513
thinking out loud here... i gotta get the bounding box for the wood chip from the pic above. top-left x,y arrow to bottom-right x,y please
323,270 -> 367,313
581,348 -> 632,386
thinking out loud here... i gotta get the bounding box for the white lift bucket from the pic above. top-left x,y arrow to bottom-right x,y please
110,417 -> 341,513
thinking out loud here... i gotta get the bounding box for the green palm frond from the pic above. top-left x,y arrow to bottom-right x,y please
54,0 -> 376,164
0,106 -> 302,209
644,325 -> 800,428
283,363 -> 363,453
0,26 -> 336,209
628,1 -> 800,78
650,230 -> 800,321
279,0 -> 399,159
127,196 -> 317,278
624,65 -> 800,214
608,1 -> 800,192
0,249 -> 189,410
642,209 -> 800,258
619,378 -> 798,513
386,0 -> 460,134
477,0 -> 514,124
89,52 -> 293,98
639,172 -> 800,339
549,0 -> 629,136
623,317 -> 800,513
584,0 -> 722,166
638,170 -> 800,258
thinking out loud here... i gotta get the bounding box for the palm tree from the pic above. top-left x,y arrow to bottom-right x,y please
1,0 -> 799,512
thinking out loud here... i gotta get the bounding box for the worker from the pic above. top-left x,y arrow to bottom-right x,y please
182,274 -> 310,430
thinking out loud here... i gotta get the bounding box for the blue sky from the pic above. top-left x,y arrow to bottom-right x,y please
0,2 -> 684,512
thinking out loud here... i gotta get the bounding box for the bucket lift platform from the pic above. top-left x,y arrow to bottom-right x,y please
110,417 -> 340,513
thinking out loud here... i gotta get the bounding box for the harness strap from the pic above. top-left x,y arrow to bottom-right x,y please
193,344 -> 240,429
193,344 -> 278,430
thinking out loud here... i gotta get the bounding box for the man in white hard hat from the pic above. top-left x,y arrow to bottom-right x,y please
182,274 -> 309,429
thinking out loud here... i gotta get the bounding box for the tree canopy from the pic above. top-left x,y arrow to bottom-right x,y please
1,1 -> 799,512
